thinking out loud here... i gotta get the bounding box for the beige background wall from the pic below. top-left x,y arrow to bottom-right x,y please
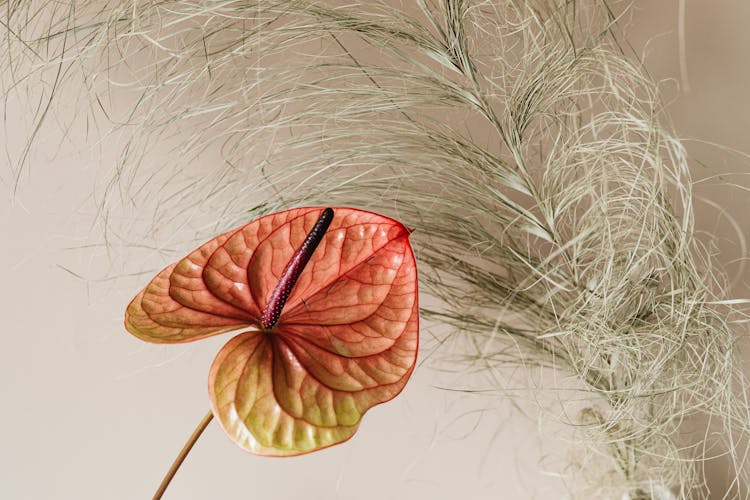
626,1 -> 750,301
624,3 -> 750,495
1,2 -> 748,499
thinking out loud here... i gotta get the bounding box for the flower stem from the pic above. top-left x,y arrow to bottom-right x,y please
153,410 -> 214,500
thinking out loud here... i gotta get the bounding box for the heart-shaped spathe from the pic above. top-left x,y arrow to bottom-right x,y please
125,207 -> 418,456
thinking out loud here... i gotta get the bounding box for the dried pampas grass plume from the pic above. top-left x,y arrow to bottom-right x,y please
3,0 -> 749,497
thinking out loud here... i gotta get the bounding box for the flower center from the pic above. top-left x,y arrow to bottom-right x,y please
261,208 -> 334,330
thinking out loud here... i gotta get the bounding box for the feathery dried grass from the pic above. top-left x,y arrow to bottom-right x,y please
3,0 -> 749,497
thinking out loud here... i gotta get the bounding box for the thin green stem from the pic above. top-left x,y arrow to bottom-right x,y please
153,410 -> 214,500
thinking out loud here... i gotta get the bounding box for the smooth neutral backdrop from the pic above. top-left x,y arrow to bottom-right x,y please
2,2 -> 749,498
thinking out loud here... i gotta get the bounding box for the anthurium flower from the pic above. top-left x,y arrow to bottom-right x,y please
125,207 -> 418,456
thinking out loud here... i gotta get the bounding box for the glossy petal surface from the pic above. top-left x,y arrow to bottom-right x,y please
125,207 -> 419,455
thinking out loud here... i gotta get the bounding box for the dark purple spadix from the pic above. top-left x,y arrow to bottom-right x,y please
261,208 -> 334,330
